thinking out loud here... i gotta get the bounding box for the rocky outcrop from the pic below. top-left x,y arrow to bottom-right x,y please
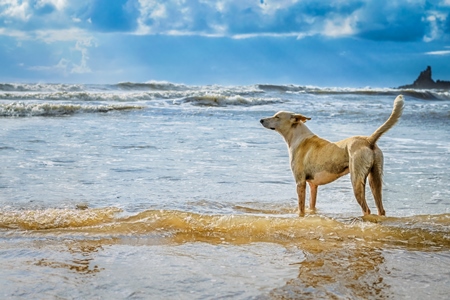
399,66 -> 450,89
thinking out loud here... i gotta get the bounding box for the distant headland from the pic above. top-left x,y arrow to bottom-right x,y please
398,66 -> 450,89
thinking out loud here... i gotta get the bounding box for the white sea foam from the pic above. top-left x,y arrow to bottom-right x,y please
0,83 -> 85,92
0,102 -> 144,117
0,91 -> 163,101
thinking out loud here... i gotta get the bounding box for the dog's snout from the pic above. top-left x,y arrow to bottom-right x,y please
260,119 -> 264,124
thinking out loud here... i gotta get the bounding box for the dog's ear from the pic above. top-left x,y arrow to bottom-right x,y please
291,114 -> 311,124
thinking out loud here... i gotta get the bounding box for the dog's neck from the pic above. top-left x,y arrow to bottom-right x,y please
278,123 -> 315,149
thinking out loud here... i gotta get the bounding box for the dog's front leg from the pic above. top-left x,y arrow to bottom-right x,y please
296,180 -> 307,216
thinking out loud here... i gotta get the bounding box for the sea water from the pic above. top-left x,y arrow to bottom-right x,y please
0,83 -> 449,299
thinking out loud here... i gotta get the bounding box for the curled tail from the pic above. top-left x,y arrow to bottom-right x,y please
367,95 -> 404,146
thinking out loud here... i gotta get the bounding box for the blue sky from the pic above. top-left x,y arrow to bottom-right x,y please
0,0 -> 450,87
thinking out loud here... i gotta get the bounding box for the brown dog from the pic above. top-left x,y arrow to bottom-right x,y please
260,95 -> 404,216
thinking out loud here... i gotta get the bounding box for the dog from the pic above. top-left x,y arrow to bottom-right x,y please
260,95 -> 404,216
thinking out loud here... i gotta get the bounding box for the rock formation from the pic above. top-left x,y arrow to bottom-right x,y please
399,66 -> 450,89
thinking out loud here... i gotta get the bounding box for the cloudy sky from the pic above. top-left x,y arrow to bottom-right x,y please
0,0 -> 450,87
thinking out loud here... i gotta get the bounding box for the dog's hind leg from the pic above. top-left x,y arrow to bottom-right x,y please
350,151 -> 372,215
308,182 -> 318,210
351,174 -> 371,215
369,150 -> 385,216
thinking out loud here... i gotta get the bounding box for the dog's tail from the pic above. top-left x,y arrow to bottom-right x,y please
367,95 -> 404,146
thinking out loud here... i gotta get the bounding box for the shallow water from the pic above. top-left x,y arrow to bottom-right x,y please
0,83 -> 449,299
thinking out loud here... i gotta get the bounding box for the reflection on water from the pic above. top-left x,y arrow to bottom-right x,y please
269,244 -> 390,299
33,240 -> 106,275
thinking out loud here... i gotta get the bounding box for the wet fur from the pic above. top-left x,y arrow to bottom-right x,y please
260,95 -> 404,216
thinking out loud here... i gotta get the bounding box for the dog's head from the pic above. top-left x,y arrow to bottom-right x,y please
260,111 -> 311,132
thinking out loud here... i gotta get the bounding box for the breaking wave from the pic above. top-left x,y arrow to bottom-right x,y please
0,102 -> 144,117
1,207 -> 449,250
115,81 -> 188,91
0,91 -> 166,101
0,83 -> 85,92
257,84 -> 450,100
174,94 -> 284,107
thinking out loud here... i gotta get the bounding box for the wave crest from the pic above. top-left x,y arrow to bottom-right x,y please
116,81 -> 187,91
0,207 -> 122,230
114,210 -> 450,248
257,84 -> 450,100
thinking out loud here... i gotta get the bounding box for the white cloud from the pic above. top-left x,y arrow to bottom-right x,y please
0,0 -> 66,20
70,38 -> 93,74
0,25 -> 94,47
0,27 -> 28,38
34,0 -> 66,11
29,50 -> 93,75
131,0 -> 450,42
132,1 -> 363,39
0,2 -> 94,76
425,50 -> 450,55
0,0 -> 449,42
136,0 -> 168,35
323,15 -> 357,37
28,40 -> 93,75
0,0 -> 31,20
423,11 -> 447,42
135,0 -> 309,38
149,2 -> 166,19
135,19 -> 151,35
259,0 -> 300,15
29,58 -> 70,74
33,28 -> 91,43
232,32 -> 303,39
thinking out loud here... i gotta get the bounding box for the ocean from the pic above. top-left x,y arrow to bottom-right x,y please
0,82 -> 449,299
